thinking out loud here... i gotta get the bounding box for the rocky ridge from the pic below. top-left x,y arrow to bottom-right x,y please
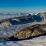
7,24 -> 46,41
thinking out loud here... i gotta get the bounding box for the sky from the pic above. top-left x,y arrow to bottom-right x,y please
0,0 -> 46,13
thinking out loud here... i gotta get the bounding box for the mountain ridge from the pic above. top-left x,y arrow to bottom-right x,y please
0,12 -> 45,26
0,24 -> 46,41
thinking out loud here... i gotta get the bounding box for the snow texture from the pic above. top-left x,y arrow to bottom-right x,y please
0,15 -> 46,46
0,21 -> 46,38
0,35 -> 46,46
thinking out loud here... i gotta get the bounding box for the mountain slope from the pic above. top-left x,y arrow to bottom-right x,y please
7,24 -> 46,41
0,13 -> 43,26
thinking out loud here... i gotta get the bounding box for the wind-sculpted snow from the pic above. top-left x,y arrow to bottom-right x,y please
0,13 -> 46,45
0,22 -> 46,38
0,13 -> 45,38
0,35 -> 46,46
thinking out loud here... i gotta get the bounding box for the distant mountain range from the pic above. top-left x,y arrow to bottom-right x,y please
0,13 -> 28,15
0,12 -> 46,26
0,12 -> 46,41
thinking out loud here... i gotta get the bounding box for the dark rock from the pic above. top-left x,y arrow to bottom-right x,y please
7,24 -> 46,41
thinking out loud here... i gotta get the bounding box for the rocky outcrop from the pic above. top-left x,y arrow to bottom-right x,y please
0,24 -> 46,41
2,21 -> 11,26
7,24 -> 46,40
0,12 -> 46,26
0,37 -> 9,41
0,12 -> 46,41
0,13 -> 43,25
41,12 -> 46,21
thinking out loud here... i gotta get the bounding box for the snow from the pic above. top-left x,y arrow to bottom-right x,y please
0,21 -> 46,38
0,35 -> 46,46
0,15 -> 46,46
0,21 -> 45,38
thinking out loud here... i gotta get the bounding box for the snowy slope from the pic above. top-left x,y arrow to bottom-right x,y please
0,14 -> 46,46
0,14 -> 45,38
0,21 -> 46,38
0,35 -> 46,46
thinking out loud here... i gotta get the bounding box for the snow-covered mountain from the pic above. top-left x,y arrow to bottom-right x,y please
0,12 -> 44,26
0,12 -> 46,46
0,12 -> 46,39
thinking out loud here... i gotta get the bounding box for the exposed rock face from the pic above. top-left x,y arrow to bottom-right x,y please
0,12 -> 46,26
14,28 -> 32,39
0,13 -> 43,25
0,12 -> 46,41
2,21 -> 11,26
9,24 -> 46,40
0,37 -> 9,41
41,12 -> 46,21
0,24 -> 46,41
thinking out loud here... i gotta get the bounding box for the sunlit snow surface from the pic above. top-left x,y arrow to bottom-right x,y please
0,22 -> 46,38
0,15 -> 46,46
0,22 -> 46,46
0,35 -> 46,46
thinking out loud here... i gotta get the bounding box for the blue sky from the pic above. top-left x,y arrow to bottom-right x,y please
0,0 -> 46,13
